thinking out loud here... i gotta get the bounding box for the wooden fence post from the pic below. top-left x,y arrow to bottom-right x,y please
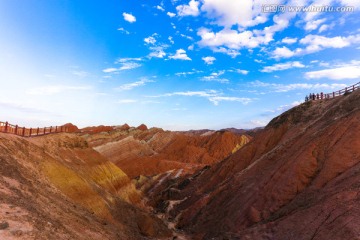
22,127 -> 25,136
37,127 -> 39,136
50,126 -> 52,133
15,125 -> 18,135
55,126 -> 58,132
4,121 -> 8,133
29,128 -> 32,137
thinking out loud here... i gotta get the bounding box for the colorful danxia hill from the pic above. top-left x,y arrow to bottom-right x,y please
0,89 -> 359,239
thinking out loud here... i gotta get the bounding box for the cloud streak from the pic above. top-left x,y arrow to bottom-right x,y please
115,78 -> 155,91
149,90 -> 252,105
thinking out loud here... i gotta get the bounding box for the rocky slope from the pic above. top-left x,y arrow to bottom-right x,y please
151,90 -> 360,239
0,133 -> 171,239
83,127 -> 250,178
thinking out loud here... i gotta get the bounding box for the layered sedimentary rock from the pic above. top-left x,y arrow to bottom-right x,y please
84,127 -> 250,178
0,133 -> 171,239
152,90 -> 360,240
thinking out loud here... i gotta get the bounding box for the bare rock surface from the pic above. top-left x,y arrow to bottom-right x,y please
151,90 -> 360,240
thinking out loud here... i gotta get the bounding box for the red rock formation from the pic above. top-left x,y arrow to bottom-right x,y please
80,125 -> 114,134
87,128 -> 251,178
136,124 -> 148,131
116,123 -> 130,131
0,133 -> 172,239
62,123 -> 79,133
153,90 -> 360,239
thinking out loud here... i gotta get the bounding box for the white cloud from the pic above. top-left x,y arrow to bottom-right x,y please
261,61 -> 305,72
144,36 -> 157,45
123,13 -> 136,23
156,5 -> 165,11
300,34 -> 353,49
168,36 -> 174,44
202,56 -> 216,65
318,23 -> 334,33
266,101 -> 303,114
197,27 -> 272,56
148,46 -> 167,58
305,61 -> 360,80
250,80 -> 347,93
200,0 -> 268,28
116,57 -> 143,63
103,68 -> 118,73
72,71 -> 88,78
272,46 -> 296,58
176,0 -> 200,17
175,69 -> 203,77
304,18 -> 327,31
208,96 -> 252,105
103,58 -> 143,73
169,49 -> 191,60
273,34 -> 360,58
143,34 -> 169,58
234,69 -> 249,75
281,37 -> 297,44
149,90 -> 252,106
249,119 -> 269,127
26,85 -> 91,95
115,78 -> 155,91
117,27 -> 130,34
180,34 -> 193,41
117,99 -> 138,104
119,62 -> 142,71
201,70 -> 228,83
167,12 -> 176,17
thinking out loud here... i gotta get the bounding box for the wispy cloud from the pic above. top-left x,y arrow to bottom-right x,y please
0,100 -> 56,114
115,78 -> 155,91
119,62 -> 142,71
26,85 -> 91,95
117,99 -> 138,104
149,90 -> 252,106
117,27 -> 130,34
156,5 -> 165,12
229,68 -> 249,75
201,70 -> 228,83
175,69 -> 203,77
273,34 -> 360,59
305,60 -> 360,80
261,61 -> 305,73
103,57 -> 143,73
72,70 -> 89,78
250,80 -> 347,93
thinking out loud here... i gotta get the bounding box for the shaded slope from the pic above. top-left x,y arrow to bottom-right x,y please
0,133 -> 171,239
161,90 -> 360,239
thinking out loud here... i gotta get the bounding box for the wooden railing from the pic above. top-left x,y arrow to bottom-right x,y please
305,82 -> 360,101
0,121 -> 69,137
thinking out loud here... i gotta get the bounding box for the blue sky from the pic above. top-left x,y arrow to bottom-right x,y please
0,0 -> 359,130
